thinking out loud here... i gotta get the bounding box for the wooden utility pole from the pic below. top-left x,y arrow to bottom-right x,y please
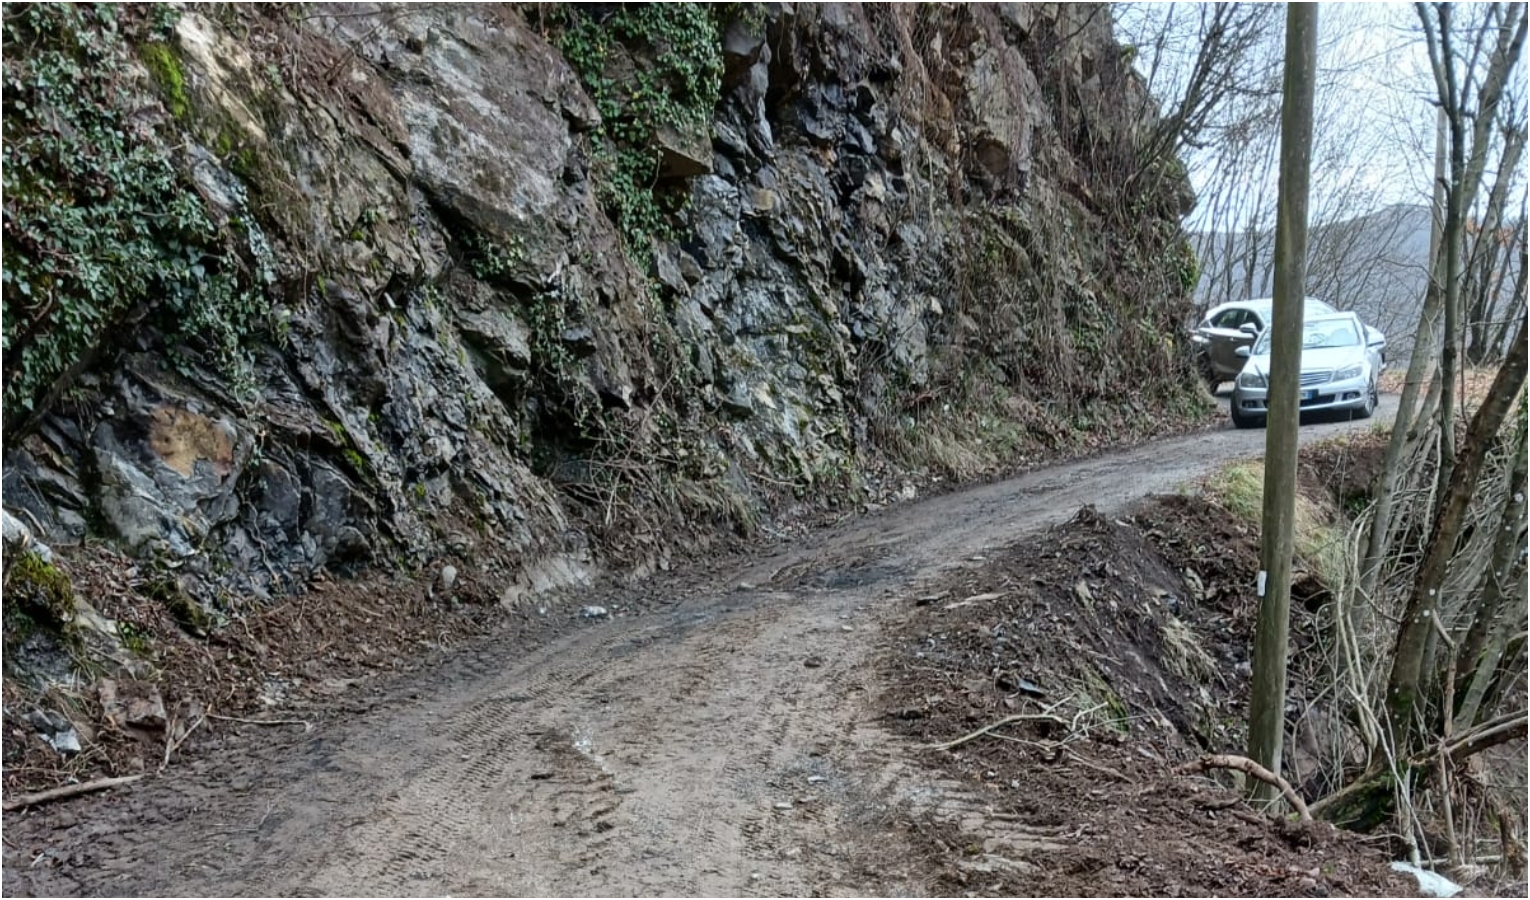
1247,2 -> 1317,807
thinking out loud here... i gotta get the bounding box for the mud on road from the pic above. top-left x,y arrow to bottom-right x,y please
2,400 -> 1406,897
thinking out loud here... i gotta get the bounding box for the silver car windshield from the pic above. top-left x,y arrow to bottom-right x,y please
1255,320 -> 1359,354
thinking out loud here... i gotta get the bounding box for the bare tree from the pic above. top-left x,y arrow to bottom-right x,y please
1116,1 -> 1285,314
1416,2 -> 1527,490
1452,413 -> 1529,730
1358,109 -> 1449,610
1119,3 -> 1284,176
1385,313 -> 1527,747
1130,0 -> 1528,847
1162,5 -> 1435,324
1360,4 -> 1526,608
1465,113 -> 1528,364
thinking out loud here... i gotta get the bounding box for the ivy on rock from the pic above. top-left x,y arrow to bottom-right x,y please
550,3 -> 725,264
0,2 -> 271,435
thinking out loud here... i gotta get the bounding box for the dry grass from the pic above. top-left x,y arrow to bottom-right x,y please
906,423 -> 995,480
1160,614 -> 1218,682
1379,364 -> 1500,404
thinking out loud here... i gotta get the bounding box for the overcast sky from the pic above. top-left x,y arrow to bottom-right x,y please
1114,2 -> 1525,233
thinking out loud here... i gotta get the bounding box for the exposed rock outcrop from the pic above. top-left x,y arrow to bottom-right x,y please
2,3 -> 1200,639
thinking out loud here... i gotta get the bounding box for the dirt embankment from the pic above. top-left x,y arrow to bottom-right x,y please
876,499 -> 1414,897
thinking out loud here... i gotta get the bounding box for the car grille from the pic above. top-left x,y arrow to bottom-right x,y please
1300,370 -> 1333,387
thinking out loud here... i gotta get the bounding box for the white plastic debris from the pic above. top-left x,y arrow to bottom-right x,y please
42,728 -> 82,755
1390,861 -> 1462,898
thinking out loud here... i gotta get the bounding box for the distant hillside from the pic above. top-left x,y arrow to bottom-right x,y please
1192,203 -> 1434,348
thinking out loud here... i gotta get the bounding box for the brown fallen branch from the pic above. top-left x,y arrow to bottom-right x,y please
924,713 -> 1070,752
208,713 -> 313,732
2,775 -> 145,812
1066,750 -> 1135,783
1175,754 -> 1313,822
1442,712 -> 1526,763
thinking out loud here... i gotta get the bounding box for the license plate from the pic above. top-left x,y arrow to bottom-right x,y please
1303,390 -> 1318,402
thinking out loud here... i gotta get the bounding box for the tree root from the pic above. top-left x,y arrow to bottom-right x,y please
1175,754 -> 1313,822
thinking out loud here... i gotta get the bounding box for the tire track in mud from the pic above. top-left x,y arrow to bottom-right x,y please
193,596 -> 846,898
2,400 -> 1396,898
237,615 -> 706,897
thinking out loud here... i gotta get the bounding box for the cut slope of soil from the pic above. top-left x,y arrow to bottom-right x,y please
876,504 -> 1418,897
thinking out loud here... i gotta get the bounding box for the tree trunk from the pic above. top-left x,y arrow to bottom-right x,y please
1384,314 -> 1529,750
1455,418 -> 1529,728
1464,128 -> 1524,363
1358,108 -> 1448,606
1457,576 -> 1528,731
1456,127 -> 1517,365
1434,5 -> 1465,496
1247,3 -> 1317,807
1313,766 -> 1400,832
1415,1 -> 1527,500
1486,229 -> 1529,359
1469,631 -> 1527,732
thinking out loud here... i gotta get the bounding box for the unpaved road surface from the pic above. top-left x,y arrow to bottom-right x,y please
2,401 -> 1397,897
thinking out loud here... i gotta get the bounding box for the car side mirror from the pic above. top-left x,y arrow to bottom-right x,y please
1235,346 -> 1251,358
1239,323 -> 1260,337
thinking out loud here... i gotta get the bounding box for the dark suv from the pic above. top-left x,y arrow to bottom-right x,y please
1191,297 -> 1338,389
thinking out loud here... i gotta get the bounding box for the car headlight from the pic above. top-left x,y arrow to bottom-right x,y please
1334,363 -> 1364,381
1238,370 -> 1268,389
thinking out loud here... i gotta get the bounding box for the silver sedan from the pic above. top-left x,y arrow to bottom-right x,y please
1230,312 -> 1386,429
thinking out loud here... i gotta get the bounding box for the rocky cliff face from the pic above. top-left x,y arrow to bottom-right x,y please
2,3 -> 1201,647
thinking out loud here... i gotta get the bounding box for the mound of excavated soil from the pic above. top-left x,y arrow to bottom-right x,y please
877,503 -> 1419,897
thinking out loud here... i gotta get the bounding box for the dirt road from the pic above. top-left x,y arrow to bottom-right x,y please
2,401 -> 1398,897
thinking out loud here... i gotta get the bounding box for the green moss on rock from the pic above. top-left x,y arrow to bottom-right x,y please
7,552 -> 77,625
3,552 -> 85,671
139,42 -> 189,120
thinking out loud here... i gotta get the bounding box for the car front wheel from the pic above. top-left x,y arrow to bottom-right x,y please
1353,379 -> 1378,420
